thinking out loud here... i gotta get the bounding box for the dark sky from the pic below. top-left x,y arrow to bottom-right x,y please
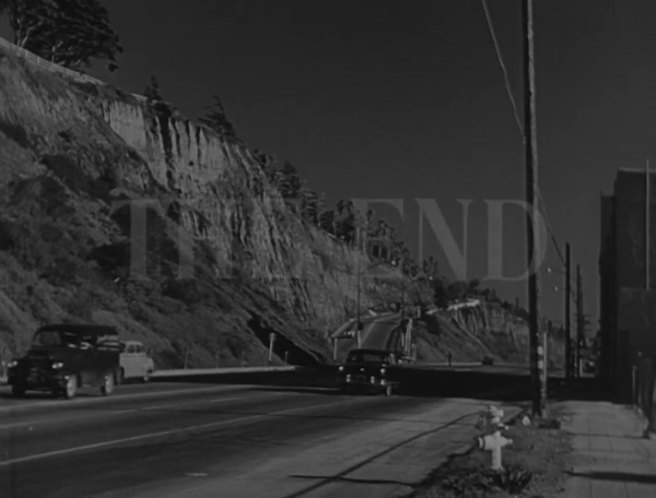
4,1 -> 656,330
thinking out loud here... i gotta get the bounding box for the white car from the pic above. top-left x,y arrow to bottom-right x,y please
119,340 -> 155,383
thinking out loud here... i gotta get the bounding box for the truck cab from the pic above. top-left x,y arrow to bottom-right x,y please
7,324 -> 121,399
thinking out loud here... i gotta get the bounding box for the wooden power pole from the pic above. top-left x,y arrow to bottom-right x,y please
576,264 -> 584,377
565,243 -> 572,379
522,0 -> 544,417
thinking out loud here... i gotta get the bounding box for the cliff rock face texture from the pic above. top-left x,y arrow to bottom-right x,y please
413,301 -> 564,366
0,39 -> 539,369
0,40 -> 398,367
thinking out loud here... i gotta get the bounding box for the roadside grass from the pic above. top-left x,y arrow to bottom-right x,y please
407,406 -> 572,497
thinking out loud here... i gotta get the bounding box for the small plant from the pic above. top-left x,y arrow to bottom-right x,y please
538,418 -> 562,429
438,465 -> 533,496
492,465 -> 533,493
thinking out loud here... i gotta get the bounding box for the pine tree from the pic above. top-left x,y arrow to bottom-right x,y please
299,186 -> 319,225
276,161 -> 302,199
144,75 -> 162,102
318,210 -> 335,234
7,0 -> 123,71
199,95 -> 240,143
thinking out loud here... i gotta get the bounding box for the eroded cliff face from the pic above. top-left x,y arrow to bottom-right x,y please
444,302 -> 565,364
96,95 -> 390,328
0,39 -> 401,367
0,39 -> 536,369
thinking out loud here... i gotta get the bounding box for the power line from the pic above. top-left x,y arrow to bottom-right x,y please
480,0 -> 524,140
480,0 -> 569,287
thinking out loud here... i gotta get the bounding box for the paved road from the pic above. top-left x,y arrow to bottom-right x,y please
0,380 -> 519,498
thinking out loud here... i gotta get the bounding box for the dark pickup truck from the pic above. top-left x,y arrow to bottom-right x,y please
7,324 -> 121,399
337,349 -> 401,396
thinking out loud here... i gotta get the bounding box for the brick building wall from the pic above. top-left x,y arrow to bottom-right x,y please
600,168 -> 656,402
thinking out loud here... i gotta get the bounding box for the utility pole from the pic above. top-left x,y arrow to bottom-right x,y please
522,0 -> 544,417
576,264 -> 583,377
565,243 -> 571,379
646,158 -> 651,290
356,256 -> 361,331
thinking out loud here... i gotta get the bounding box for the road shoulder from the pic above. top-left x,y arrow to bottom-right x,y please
126,397 -> 522,498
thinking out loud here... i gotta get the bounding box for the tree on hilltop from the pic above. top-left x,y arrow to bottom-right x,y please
144,75 -> 163,102
199,95 -> 240,143
299,185 -> 319,225
4,0 -> 122,71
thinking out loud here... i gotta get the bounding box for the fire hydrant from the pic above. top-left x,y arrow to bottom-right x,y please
476,430 -> 513,470
474,405 -> 513,471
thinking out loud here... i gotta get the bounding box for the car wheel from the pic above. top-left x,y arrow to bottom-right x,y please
64,376 -> 77,399
101,372 -> 114,396
11,384 -> 26,398
384,384 -> 393,397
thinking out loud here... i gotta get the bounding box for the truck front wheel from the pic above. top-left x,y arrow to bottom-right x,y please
11,384 -> 26,397
64,376 -> 77,399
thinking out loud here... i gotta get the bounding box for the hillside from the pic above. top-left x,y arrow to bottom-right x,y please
414,301 -> 564,365
0,38 -> 410,368
0,37 -> 551,370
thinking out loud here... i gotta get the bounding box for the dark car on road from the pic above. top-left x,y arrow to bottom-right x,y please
337,349 -> 400,396
7,324 -> 121,399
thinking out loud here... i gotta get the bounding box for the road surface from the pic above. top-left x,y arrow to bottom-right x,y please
0,379 -> 520,498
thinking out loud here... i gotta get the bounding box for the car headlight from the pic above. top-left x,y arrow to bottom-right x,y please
338,365 -> 344,372
380,367 -> 386,375
51,362 -> 64,369
8,360 -> 18,368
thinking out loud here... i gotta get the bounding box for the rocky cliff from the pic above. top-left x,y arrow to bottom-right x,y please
413,301 -> 565,365
0,38 -> 407,367
0,38 -> 543,370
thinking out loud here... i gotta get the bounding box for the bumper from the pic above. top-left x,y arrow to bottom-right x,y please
338,376 -> 390,391
8,369 -> 71,390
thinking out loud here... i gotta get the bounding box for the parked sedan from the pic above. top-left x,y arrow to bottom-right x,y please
119,340 -> 155,383
337,349 -> 400,396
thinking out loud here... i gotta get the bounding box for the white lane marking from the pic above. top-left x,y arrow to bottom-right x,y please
140,392 -> 287,411
0,384 -> 253,416
0,396 -> 368,467
0,390 -> 289,430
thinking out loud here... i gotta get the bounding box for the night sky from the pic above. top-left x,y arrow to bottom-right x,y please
3,1 -> 656,331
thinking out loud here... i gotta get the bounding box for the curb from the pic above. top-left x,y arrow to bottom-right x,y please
152,366 -> 298,377
400,405 -> 526,498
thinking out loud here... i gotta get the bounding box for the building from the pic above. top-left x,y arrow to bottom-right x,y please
600,167 -> 656,402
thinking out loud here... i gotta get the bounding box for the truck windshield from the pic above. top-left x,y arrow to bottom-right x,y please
32,330 -> 80,348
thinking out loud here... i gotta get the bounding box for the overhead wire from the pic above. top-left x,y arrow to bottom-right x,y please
480,0 -> 571,280
480,0 -> 524,140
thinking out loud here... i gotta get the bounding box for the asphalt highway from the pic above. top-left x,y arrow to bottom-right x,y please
0,378 -> 509,498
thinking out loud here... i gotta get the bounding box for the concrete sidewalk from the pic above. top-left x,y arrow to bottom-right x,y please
559,400 -> 656,497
